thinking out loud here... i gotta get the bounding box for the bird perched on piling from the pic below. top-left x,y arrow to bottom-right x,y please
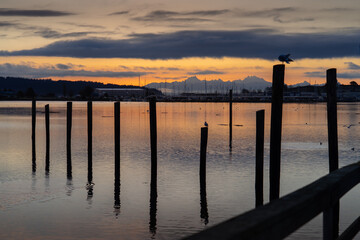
204,121 -> 208,127
278,54 -> 294,64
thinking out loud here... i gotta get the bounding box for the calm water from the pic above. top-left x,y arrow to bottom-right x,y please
1,101 -> 360,240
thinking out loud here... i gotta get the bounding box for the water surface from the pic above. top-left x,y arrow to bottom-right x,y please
1,101 -> 360,239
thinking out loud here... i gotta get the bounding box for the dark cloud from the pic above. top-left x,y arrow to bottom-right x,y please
187,70 -> 224,75
0,21 -> 17,27
56,63 -> 72,70
345,62 -> 360,70
338,72 -> 360,79
273,16 -> 314,23
237,7 -> 297,18
2,29 -> 360,59
35,29 -> 97,39
0,63 -> 148,78
131,10 -> 227,22
109,11 -> 129,16
0,8 -> 73,17
305,71 -> 360,79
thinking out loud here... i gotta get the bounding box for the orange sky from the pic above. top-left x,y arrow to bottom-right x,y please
1,56 -> 359,86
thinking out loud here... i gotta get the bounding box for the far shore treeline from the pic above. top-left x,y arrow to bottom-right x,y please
0,76 -> 148,100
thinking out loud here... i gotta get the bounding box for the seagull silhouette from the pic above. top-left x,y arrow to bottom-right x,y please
278,54 -> 294,64
204,121 -> 208,127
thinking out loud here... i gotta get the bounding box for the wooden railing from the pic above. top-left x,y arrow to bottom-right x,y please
182,162 -> 360,240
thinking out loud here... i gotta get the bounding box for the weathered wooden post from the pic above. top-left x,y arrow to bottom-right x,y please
200,127 -> 208,185
229,89 -> 233,150
114,101 -> 121,210
45,104 -> 50,173
269,64 -> 285,201
149,97 -> 157,188
67,102 -> 72,178
149,97 -> 158,234
200,126 -> 209,224
32,100 -> 36,172
256,109 -> 265,207
87,101 -> 93,184
323,68 -> 339,240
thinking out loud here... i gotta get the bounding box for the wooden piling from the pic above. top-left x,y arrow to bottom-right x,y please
32,100 -> 36,172
323,68 -> 339,240
114,101 -> 120,209
256,109 -> 265,207
149,97 -> 158,234
200,127 -> 208,184
67,102 -> 72,178
45,104 -> 50,172
229,89 -> 233,150
87,101 -> 93,183
269,64 -> 285,201
149,97 -> 157,189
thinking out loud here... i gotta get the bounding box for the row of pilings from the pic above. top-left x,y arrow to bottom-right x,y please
29,64 -> 339,238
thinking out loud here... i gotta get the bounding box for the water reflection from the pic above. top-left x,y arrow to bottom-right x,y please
114,178 -> 121,217
66,178 -> 74,197
200,178 -> 209,225
149,181 -> 157,236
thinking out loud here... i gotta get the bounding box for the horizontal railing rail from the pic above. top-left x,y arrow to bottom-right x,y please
182,162 -> 360,240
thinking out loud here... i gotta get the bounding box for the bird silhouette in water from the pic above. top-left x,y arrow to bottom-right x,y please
204,121 -> 208,127
278,54 -> 294,64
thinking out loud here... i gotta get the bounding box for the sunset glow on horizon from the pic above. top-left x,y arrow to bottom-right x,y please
1,0 -> 360,86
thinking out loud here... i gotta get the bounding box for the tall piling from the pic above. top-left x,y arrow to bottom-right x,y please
149,97 -> 158,234
45,104 -> 50,173
67,102 -> 72,178
323,68 -> 339,240
200,126 -> 209,223
229,89 -> 233,150
269,64 -> 285,201
32,100 -> 36,172
87,101 -> 93,184
114,101 -> 121,210
149,97 -> 157,191
200,127 -> 208,186
256,109 -> 265,207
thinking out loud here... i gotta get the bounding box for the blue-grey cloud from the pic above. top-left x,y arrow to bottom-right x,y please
187,70 -> 224,75
0,21 -> 17,27
0,8 -> 73,17
0,63 -> 148,78
56,63 -> 72,70
131,9 -> 228,22
2,29 -> 360,59
109,11 -> 129,16
345,62 -> 360,70
35,29 -> 98,39
305,70 -> 360,79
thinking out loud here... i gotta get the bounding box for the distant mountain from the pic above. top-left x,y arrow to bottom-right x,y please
289,81 -> 311,88
0,76 -> 142,97
146,76 -> 271,94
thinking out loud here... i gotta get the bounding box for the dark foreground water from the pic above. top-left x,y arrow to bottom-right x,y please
1,101 -> 360,240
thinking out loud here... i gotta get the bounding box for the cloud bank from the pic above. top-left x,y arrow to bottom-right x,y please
0,63 -> 148,78
0,8 -> 73,17
1,29 -> 360,59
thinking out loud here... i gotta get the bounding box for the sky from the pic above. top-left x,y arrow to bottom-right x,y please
1,0 -> 360,86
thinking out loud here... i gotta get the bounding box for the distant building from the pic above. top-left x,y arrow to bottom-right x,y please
95,88 -> 146,98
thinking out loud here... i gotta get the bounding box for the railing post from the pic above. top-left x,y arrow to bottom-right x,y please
256,110 -> 265,207
323,68 -> 339,240
269,64 -> 285,201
